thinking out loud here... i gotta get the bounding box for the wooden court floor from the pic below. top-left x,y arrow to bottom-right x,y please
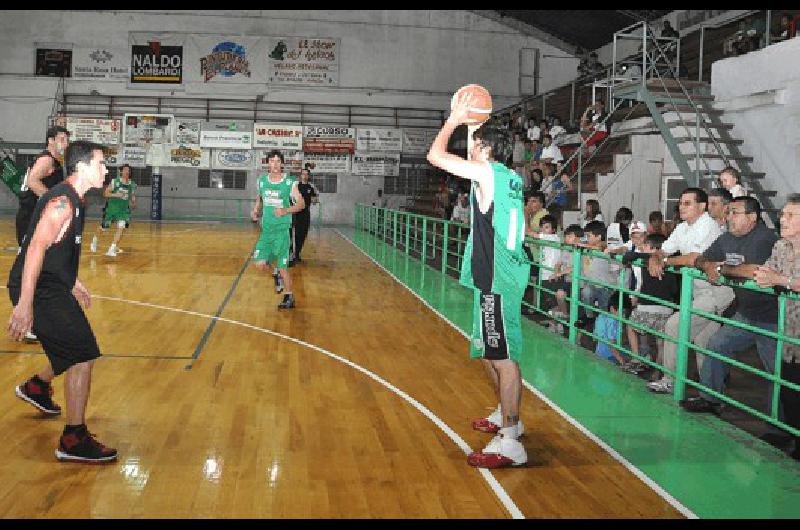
0,219 -> 683,518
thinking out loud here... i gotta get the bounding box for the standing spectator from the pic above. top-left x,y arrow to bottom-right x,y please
648,210 -> 669,236
526,118 -> 541,142
771,13 -> 796,43
754,194 -> 800,460
450,192 -> 470,225
511,132 -> 526,169
539,134 -> 563,165
531,214 -> 561,281
606,207 -> 634,251
646,188 -> 736,394
622,232 -> 680,375
588,52 -> 605,77
594,297 -> 629,366
580,100 -> 609,155
542,224 -> 585,327
683,197 -> 781,421
583,199 -> 604,228
661,20 -> 679,39
708,187 -> 734,231
719,166 -> 748,198
524,191 -> 549,234
579,220 -> 613,323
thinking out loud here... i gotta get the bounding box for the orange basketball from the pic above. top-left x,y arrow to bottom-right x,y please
451,84 -> 493,126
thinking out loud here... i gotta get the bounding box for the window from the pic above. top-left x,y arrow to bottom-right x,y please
130,167 -> 152,187
198,169 -> 247,190
312,173 -> 337,193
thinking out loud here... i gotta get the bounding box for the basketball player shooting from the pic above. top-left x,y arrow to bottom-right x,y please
427,88 -> 530,468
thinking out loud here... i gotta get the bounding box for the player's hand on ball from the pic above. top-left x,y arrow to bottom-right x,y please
448,92 -> 476,126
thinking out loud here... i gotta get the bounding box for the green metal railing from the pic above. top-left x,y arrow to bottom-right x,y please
355,204 -> 800,438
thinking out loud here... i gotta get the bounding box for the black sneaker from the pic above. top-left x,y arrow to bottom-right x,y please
679,397 -> 723,416
274,274 -> 284,294
15,377 -> 61,415
278,293 -> 295,309
55,426 -> 117,463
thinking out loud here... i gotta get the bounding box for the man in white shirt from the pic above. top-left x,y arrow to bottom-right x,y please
646,188 -> 735,393
539,134 -> 563,165
450,192 -> 470,225
549,118 -> 566,145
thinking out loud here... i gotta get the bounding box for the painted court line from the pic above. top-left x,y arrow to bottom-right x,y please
83,292 -> 524,519
334,228 -> 698,520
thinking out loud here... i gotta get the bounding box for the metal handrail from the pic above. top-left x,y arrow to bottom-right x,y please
356,203 -> 800,439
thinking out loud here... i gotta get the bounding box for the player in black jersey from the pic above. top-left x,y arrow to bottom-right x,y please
8,141 -> 117,463
290,167 -> 319,265
15,126 -> 69,342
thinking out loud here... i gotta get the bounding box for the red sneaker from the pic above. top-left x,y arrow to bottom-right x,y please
471,417 -> 500,433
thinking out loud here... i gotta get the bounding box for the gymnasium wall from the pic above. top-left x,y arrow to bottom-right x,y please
0,10 -> 578,224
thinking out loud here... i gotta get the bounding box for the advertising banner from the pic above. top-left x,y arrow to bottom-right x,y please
212,149 -> 254,170
303,152 -> 351,173
266,36 -> 339,86
253,123 -> 303,150
129,32 -> 184,85
175,120 -> 202,145
258,149 -> 304,174
72,47 -> 129,80
121,145 -> 147,168
356,128 -> 403,152
401,128 -> 438,154
303,125 -> 355,154
352,152 -> 401,176
64,117 -> 121,145
199,130 -> 252,149
166,145 -> 210,168
186,35 -> 267,85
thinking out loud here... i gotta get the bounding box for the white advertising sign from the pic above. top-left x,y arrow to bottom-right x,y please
352,152 -> 401,176
253,123 -> 303,150
199,130 -> 252,149
212,149 -> 254,169
401,128 -> 438,154
72,47 -> 130,80
64,117 -> 121,145
266,36 -> 340,87
175,120 -> 202,145
303,152 -> 351,173
356,128 -> 402,152
122,114 -> 175,145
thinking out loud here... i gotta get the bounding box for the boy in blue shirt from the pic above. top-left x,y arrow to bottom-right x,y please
594,297 -> 628,366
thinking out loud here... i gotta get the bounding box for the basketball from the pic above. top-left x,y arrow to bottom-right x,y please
450,84 -> 493,126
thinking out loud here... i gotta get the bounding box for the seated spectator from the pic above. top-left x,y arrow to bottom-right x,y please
606,207 -> 634,251
579,220 -> 613,323
621,232 -> 679,375
526,119 -> 541,142
529,167 -> 543,193
532,214 -> 561,282
719,166 -> 748,198
683,197 -> 783,425
549,117 -> 567,144
708,187 -> 734,231
524,191 -> 549,234
580,100 -> 609,155
754,194 -> 800,460
647,210 -> 669,236
539,134 -> 564,165
594,297 -> 629,367
661,20 -> 679,39
541,164 -> 572,227
542,224 -> 585,329
582,199 -> 604,228
647,188 -> 736,394
450,192 -> 470,225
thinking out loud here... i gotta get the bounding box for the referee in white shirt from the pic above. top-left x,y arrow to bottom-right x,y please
646,187 -> 735,394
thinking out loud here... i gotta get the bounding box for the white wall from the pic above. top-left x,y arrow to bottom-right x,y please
0,10 -> 578,224
711,37 -> 800,206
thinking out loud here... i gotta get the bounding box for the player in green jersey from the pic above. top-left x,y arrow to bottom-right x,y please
427,91 -> 530,468
90,164 -> 136,257
251,150 -> 305,309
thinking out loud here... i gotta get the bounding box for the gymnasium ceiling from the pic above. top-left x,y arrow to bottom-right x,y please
479,10 -> 674,52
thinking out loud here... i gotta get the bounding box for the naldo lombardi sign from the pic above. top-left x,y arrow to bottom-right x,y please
131,41 -> 183,84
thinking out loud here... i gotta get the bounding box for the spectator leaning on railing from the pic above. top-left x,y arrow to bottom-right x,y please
754,194 -> 800,460
708,187 -> 734,232
646,188 -> 735,394
682,196 -> 781,422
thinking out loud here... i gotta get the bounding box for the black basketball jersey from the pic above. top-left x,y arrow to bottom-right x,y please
8,182 -> 85,293
19,151 -> 65,209
470,193 -> 495,292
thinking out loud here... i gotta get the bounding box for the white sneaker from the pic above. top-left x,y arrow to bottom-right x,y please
647,378 -> 673,394
105,245 -> 117,257
467,428 -> 528,468
90,235 -> 98,253
24,331 -> 38,343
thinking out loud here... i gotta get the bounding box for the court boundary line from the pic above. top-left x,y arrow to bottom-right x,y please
75,292 -> 525,519
334,228 -> 697,520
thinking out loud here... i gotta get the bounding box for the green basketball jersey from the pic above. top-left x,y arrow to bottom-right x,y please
107,177 -> 135,211
257,174 -> 296,229
460,162 -> 530,296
